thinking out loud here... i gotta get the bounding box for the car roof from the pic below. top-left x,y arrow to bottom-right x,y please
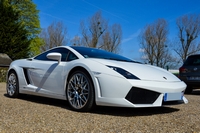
188,54 -> 200,58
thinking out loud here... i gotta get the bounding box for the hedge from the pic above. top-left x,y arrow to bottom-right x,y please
0,67 -> 8,82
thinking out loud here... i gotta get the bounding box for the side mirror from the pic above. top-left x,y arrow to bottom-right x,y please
47,53 -> 61,64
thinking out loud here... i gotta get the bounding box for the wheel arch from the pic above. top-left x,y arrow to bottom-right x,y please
66,66 -> 96,103
7,68 -> 15,74
7,64 -> 28,91
6,68 -> 20,97
67,66 -> 94,88
7,68 -> 17,81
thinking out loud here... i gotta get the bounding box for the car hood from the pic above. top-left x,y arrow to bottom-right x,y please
90,58 -> 180,82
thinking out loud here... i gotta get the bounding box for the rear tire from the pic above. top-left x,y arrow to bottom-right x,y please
66,70 -> 95,112
6,70 -> 19,98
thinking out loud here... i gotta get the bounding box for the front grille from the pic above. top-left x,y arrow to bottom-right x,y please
125,87 -> 160,104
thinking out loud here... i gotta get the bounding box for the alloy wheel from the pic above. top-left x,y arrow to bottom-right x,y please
7,72 -> 19,97
67,73 -> 90,109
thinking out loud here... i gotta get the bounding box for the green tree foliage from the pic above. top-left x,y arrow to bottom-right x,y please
7,0 -> 42,56
0,0 -> 30,60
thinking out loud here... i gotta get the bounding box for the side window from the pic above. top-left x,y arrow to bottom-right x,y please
34,48 -> 70,61
34,51 -> 50,61
193,59 -> 200,65
67,52 -> 78,61
59,49 -> 69,61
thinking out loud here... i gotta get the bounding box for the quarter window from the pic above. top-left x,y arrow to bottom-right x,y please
67,52 -> 78,61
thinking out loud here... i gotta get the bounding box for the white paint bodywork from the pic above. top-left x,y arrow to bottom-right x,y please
7,46 -> 188,108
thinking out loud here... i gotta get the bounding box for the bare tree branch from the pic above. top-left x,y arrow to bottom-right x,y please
40,21 -> 68,52
174,14 -> 200,62
76,11 -> 122,53
100,24 -> 122,53
139,19 -> 171,68
80,11 -> 108,48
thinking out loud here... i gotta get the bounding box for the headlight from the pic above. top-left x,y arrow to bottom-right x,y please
107,66 -> 140,79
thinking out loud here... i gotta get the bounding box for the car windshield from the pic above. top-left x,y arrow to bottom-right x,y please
184,55 -> 200,66
71,46 -> 139,63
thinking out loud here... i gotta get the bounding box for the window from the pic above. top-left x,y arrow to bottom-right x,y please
184,55 -> 200,66
71,46 -> 138,63
34,48 -> 70,61
67,52 -> 78,61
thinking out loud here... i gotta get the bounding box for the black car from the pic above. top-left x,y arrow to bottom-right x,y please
179,54 -> 200,93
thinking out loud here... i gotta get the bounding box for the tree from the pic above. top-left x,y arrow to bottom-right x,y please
70,35 -> 82,46
7,0 -> 42,56
0,0 -> 30,60
100,24 -> 122,53
174,14 -> 200,62
78,11 -> 122,53
80,11 -> 108,48
40,21 -> 68,52
139,19 -> 172,68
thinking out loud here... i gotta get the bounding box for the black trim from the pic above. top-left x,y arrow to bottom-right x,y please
23,68 -> 30,84
125,87 -> 160,104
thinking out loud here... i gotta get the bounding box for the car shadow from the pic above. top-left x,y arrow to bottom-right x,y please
91,106 -> 179,116
4,93 -> 71,110
4,93 -> 179,116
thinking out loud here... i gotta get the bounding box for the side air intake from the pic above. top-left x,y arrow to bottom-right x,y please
23,68 -> 30,84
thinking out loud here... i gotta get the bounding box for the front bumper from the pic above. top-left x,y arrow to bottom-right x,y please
125,86 -> 188,106
94,74 -> 187,107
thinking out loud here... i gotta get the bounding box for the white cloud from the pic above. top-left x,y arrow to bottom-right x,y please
40,12 -> 63,20
122,29 -> 141,43
142,55 -> 148,59
40,12 -> 79,25
139,48 -> 145,52
82,0 -> 129,22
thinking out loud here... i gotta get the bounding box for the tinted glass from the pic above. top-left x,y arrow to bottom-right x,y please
184,55 -> 200,66
67,52 -> 78,61
34,48 -> 73,61
34,51 -> 49,61
71,46 -> 137,63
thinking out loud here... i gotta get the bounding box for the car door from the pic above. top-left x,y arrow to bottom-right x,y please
27,48 -> 70,97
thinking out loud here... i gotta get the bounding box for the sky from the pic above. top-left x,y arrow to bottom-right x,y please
32,0 -> 200,61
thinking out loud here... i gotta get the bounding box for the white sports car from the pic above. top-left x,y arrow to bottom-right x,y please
6,46 -> 188,111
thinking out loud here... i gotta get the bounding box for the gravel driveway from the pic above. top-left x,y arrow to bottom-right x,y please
0,82 -> 200,133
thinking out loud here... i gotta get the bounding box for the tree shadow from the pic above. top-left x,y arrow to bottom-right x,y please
4,93 -> 179,117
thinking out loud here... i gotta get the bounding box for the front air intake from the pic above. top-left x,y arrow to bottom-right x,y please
125,87 -> 160,104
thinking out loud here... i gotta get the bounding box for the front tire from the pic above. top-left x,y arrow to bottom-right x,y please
7,70 -> 19,98
66,70 -> 95,112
